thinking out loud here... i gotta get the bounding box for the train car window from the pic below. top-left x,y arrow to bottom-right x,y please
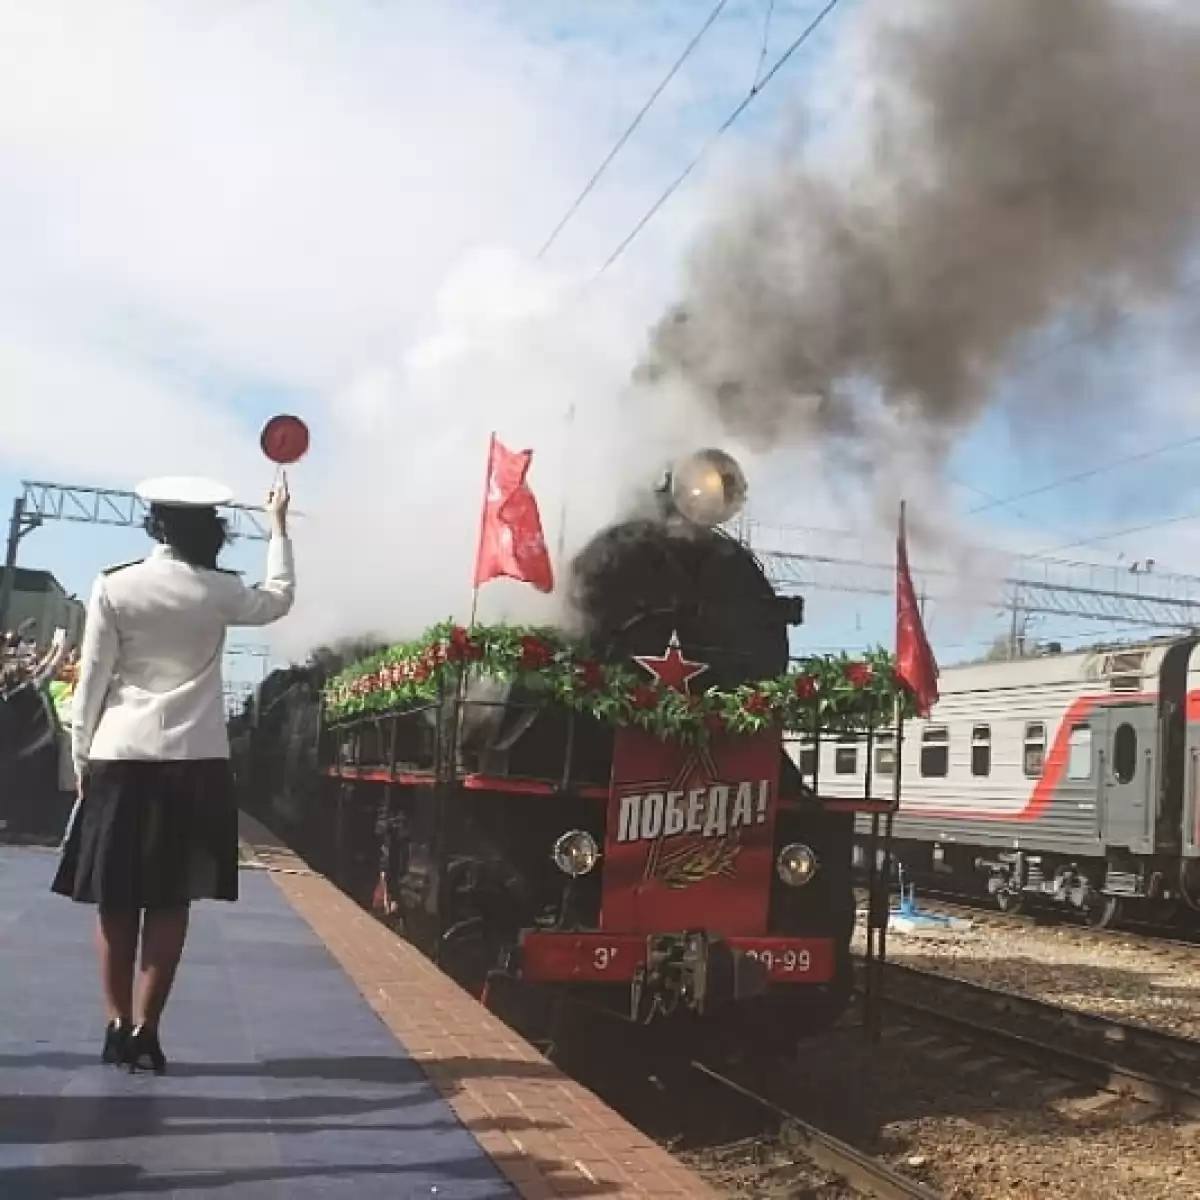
796,739 -> 817,776
1023,723 -> 1046,778
835,738 -> 858,775
970,725 -> 991,777
1066,724 -> 1093,781
875,732 -> 895,776
920,726 -> 949,777
1112,723 -> 1137,784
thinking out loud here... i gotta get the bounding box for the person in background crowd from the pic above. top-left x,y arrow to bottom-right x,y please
52,473 -> 295,1074
16,618 -> 38,660
1,630 -> 22,682
49,650 -> 79,797
0,630 -> 67,837
1,628 -> 59,688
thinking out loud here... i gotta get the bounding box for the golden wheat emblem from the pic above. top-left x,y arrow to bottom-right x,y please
646,834 -> 741,889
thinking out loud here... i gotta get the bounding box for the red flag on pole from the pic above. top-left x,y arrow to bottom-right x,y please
473,434 -> 555,593
896,503 -> 939,717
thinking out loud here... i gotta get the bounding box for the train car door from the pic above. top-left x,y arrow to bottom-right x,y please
1098,705 -> 1156,854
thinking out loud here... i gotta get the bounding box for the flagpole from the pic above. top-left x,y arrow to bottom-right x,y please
867,498 -> 905,1042
470,432 -> 496,630
555,402 -> 576,565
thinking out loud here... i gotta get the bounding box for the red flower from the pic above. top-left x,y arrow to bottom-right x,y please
445,625 -> 482,663
518,635 -> 552,670
576,660 -> 605,691
845,662 -> 873,687
793,674 -> 818,700
629,684 -> 659,710
412,663 -> 431,683
743,691 -> 770,716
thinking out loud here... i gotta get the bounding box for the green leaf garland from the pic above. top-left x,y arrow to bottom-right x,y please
322,620 -> 913,742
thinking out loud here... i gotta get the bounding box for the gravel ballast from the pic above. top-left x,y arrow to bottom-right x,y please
573,910 -> 1200,1198
852,908 -> 1200,1041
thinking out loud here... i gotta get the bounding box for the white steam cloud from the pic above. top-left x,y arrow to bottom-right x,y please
0,0 -> 751,658
4,0 -> 1198,672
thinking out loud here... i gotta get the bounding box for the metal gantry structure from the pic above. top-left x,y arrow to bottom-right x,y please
18,480 -> 273,539
7,479 -> 1200,649
745,521 -> 1200,632
0,480 -> 271,631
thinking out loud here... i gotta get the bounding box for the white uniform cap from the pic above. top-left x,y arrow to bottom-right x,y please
135,476 -> 234,508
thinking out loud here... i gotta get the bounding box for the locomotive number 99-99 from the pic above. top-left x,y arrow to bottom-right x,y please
517,933 -> 836,984
743,947 -> 812,973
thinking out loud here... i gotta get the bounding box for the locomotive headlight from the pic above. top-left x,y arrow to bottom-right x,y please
553,830 -> 600,877
776,843 -> 818,887
668,449 -> 748,527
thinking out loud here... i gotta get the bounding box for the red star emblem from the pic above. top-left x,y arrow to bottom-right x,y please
633,631 -> 709,694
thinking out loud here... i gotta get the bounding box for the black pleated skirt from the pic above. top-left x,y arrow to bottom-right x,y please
51,759 -> 239,909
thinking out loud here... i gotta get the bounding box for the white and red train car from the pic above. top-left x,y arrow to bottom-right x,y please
786,638 -> 1200,925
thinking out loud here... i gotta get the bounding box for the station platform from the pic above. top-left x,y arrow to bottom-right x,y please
0,818 -> 714,1199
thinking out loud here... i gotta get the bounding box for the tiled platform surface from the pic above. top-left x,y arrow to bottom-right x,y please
236,813 -> 715,1199
0,819 -> 714,1199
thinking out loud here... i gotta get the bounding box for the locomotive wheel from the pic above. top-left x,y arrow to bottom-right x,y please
995,887 -> 1025,915
1084,893 -> 1121,929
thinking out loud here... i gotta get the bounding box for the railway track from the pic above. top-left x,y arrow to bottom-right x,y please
858,958 -> 1200,1119
856,883 -> 1200,951
688,1061 -> 948,1200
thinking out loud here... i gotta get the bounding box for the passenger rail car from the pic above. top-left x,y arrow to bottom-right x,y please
233,450 -> 898,1054
787,640 -> 1200,924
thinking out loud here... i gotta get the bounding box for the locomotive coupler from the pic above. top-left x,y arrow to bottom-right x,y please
631,932 -> 768,1023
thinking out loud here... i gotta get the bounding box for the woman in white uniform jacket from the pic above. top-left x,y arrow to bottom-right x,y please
53,474 -> 294,1074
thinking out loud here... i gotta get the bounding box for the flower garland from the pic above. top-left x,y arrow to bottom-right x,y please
322,620 -> 912,741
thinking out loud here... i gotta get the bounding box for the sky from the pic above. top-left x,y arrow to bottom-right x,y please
2,0 -> 1200,688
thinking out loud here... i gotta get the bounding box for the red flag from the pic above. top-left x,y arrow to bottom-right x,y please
896,505 -> 939,717
473,435 -> 554,593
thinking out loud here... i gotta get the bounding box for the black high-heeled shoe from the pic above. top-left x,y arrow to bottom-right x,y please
122,1024 -> 167,1075
101,1019 -> 132,1065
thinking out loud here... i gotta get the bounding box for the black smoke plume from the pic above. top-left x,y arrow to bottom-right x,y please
638,0 -> 1200,469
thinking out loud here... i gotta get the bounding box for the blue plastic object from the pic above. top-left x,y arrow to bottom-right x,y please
889,865 -> 966,930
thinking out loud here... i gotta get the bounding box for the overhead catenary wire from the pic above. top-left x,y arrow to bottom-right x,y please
947,472 -> 1090,549
1035,508 -> 1200,557
753,0 -> 777,89
595,0 -> 847,277
958,272 -> 1200,517
966,431 -> 1200,517
536,0 -> 733,260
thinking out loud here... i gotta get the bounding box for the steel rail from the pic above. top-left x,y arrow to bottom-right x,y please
872,957 -> 1200,1068
690,1060 -> 948,1200
860,960 -> 1200,1118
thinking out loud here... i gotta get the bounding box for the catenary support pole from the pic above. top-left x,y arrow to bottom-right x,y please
0,497 -> 27,633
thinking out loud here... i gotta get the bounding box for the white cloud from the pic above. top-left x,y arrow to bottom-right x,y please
0,0 -> 739,655
4,0 -> 1197,668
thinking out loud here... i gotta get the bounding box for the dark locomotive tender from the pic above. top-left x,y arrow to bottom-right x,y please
232,450 -> 890,1049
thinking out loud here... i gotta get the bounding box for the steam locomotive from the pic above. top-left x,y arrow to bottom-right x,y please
232,450 -> 896,1051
